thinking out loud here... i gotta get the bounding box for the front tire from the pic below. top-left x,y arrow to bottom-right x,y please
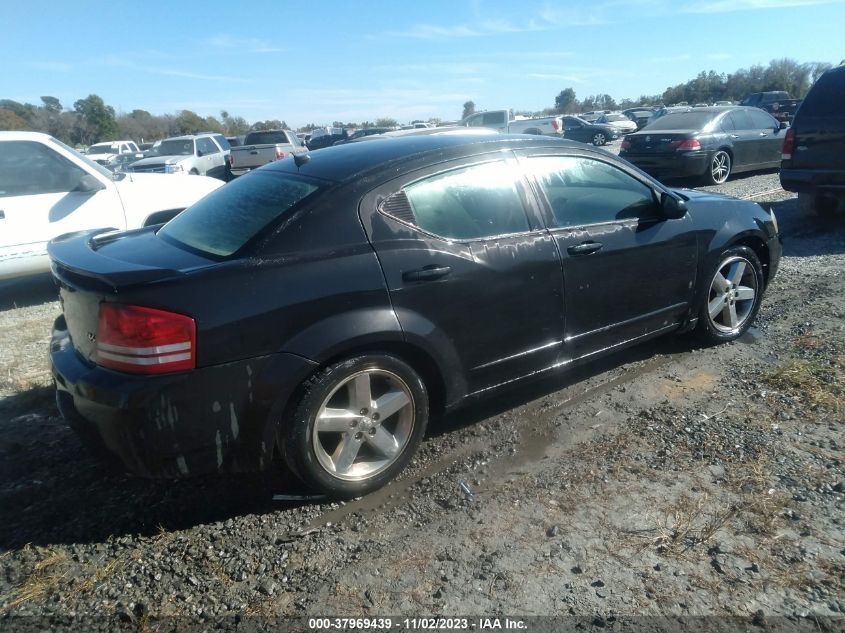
281,354 -> 429,498
591,132 -> 607,146
696,246 -> 764,344
189,168 -> 199,175
704,150 -> 731,185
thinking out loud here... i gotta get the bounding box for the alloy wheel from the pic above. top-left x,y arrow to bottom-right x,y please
312,369 -> 415,481
710,151 -> 731,184
706,255 -> 758,333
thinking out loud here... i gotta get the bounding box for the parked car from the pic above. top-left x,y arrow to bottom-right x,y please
620,106 -> 787,185
595,112 -> 637,134
48,133 -> 780,497
622,108 -> 654,130
649,106 -> 692,124
105,152 -> 144,173
780,64 -> 845,217
460,109 -> 563,136
229,129 -> 306,177
740,91 -> 802,123
85,140 -> 140,165
0,131 -> 222,280
128,134 -> 229,180
561,115 -> 619,146
713,101 -> 734,106
333,127 -> 393,145
307,128 -> 348,150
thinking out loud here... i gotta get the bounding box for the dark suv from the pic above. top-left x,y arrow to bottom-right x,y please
780,65 -> 845,217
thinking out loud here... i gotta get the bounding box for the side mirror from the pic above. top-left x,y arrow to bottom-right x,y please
779,121 -> 789,130
75,174 -> 106,193
196,150 -> 204,157
661,192 -> 687,219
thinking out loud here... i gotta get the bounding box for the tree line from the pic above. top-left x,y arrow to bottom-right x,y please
546,58 -> 834,115
0,95 -> 281,146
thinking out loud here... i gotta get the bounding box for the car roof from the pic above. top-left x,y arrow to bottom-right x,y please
0,131 -> 53,142
267,133 -> 582,184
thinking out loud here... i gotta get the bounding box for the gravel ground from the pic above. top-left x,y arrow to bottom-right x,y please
0,171 -> 843,632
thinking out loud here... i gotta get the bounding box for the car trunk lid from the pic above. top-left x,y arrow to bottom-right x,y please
623,131 -> 698,154
49,227 -> 214,363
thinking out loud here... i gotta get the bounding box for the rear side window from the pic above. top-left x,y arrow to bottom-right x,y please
799,70 -> 845,117
158,172 -> 325,256
397,161 -> 530,240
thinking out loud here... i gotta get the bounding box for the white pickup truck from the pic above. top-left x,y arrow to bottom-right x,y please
459,109 -> 563,136
0,131 -> 223,280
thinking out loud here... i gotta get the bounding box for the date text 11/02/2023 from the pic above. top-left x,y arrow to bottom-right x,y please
307,617 -> 527,630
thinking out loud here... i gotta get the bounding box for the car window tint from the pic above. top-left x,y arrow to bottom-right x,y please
158,172 -> 325,257
528,156 -> 657,228
0,140 -> 87,197
800,70 -> 845,117
197,137 -> 219,154
727,110 -> 754,130
749,109 -> 777,129
213,135 -> 230,151
481,112 -> 503,126
720,113 -> 736,131
403,161 -> 530,240
645,111 -> 718,130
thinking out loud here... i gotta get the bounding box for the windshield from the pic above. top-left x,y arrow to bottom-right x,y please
148,139 -> 194,156
49,137 -> 114,178
87,144 -> 117,155
158,171 -> 326,256
646,111 -> 717,130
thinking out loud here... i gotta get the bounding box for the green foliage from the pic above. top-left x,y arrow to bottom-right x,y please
554,88 -> 577,113
375,117 -> 398,128
251,119 -> 287,130
73,94 -> 118,144
173,110 -> 207,135
461,100 -> 475,119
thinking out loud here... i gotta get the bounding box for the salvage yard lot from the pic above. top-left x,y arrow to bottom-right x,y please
0,169 -> 843,628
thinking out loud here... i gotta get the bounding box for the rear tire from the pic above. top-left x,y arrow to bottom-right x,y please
281,354 -> 429,498
696,246 -> 764,344
704,150 -> 731,185
189,168 -> 199,175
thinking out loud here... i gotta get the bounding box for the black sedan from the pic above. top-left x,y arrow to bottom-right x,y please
619,106 -> 787,185
561,115 -> 619,146
48,134 -> 781,497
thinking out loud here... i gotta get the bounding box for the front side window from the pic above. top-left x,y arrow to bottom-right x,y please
196,137 -> 219,155
0,140 -> 87,197
528,156 -> 657,228
727,110 -> 754,131
158,171 -> 325,256
400,161 -> 530,240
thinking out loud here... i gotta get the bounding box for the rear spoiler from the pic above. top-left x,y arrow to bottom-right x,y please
48,227 -> 183,290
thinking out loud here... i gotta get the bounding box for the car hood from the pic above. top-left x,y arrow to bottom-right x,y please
131,155 -> 191,166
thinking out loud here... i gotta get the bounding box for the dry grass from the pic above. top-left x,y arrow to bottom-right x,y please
0,304 -> 57,397
77,558 -> 123,594
0,552 -> 68,611
645,493 -> 736,556
764,356 -> 845,415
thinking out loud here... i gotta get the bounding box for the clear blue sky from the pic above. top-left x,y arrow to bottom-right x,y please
3,0 -> 843,128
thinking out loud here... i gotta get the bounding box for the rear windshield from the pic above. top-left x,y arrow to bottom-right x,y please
645,111 -> 718,130
158,171 -> 326,257
245,131 -> 288,144
799,70 -> 845,117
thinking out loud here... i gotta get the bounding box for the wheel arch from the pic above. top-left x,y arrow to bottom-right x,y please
729,234 -> 771,286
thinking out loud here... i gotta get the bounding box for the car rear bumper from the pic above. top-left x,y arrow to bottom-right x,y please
50,317 -> 317,478
621,151 -> 710,179
779,166 -> 845,197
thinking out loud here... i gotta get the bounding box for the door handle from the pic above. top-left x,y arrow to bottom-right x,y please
730,134 -> 740,139
567,241 -> 603,256
759,132 -> 768,137
402,265 -> 452,282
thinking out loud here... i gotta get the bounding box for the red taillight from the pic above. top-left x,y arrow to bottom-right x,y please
275,149 -> 285,161
95,304 -> 196,374
552,119 -> 561,132
621,139 -> 631,150
670,139 -> 702,150
782,127 -> 795,160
